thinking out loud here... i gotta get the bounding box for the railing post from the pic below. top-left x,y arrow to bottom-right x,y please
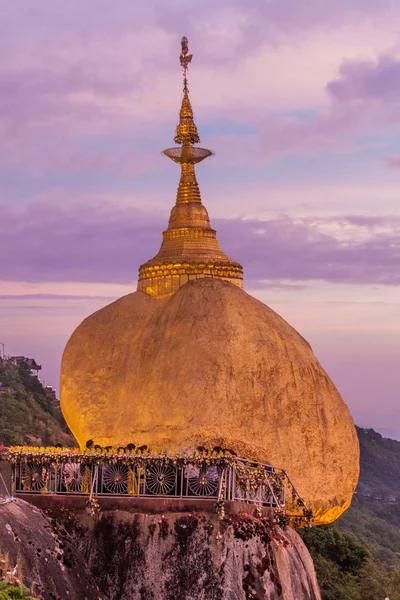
217,468 -> 225,500
226,467 -> 232,501
11,463 -> 16,495
264,472 -> 281,509
94,465 -> 99,495
223,468 -> 228,501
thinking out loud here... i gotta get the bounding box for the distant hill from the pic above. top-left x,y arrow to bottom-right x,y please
0,361 -> 74,447
354,426 -> 400,497
336,427 -> 400,568
302,426 -> 400,600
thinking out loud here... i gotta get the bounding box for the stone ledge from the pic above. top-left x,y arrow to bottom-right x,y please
16,493 -> 274,517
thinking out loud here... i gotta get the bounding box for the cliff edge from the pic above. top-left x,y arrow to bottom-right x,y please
1,498 -> 321,600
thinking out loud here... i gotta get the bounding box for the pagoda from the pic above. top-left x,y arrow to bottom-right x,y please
137,37 -> 243,298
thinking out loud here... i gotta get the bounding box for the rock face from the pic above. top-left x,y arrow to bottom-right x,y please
50,506 -> 321,600
0,498 -> 101,600
61,278 -> 359,524
0,498 -> 321,599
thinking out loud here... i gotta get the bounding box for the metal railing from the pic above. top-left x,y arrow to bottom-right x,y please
12,461 -> 283,506
7,450 -> 312,522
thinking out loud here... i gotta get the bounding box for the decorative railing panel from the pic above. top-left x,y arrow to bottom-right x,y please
6,448 -> 312,525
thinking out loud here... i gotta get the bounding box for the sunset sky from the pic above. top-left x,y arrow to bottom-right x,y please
1,1 -> 399,438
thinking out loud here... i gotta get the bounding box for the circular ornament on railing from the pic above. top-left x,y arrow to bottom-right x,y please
22,464 -> 47,491
146,464 -> 176,495
103,464 -> 128,494
63,463 -> 84,492
188,466 -> 219,496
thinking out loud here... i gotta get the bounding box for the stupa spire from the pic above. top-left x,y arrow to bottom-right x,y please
163,36 -> 212,205
137,36 -> 243,299
174,36 -> 200,146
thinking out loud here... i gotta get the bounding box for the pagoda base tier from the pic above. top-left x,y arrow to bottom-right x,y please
137,261 -> 243,298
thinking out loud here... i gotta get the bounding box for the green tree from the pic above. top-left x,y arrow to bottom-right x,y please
301,526 -> 369,574
356,561 -> 400,600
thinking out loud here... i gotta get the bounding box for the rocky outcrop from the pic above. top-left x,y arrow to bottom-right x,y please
0,498 -> 321,599
49,504 -> 321,600
0,498 -> 101,600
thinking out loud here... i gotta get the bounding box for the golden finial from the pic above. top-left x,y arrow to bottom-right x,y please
162,36 -> 212,200
137,36 -> 243,298
180,36 -> 193,93
163,37 -> 211,166
172,36 -> 201,147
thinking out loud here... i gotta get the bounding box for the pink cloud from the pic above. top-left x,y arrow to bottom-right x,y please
257,53 -> 400,159
382,155 -> 400,168
258,109 -> 357,158
0,0 -> 398,174
327,54 -> 400,103
0,198 -> 399,287
0,140 -> 160,176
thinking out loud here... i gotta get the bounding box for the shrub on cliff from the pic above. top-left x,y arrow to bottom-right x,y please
0,581 -> 38,600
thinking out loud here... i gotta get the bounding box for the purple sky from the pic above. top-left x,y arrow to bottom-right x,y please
1,1 -> 400,439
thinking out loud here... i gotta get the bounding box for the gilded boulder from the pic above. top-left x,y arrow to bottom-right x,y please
60,278 -> 359,524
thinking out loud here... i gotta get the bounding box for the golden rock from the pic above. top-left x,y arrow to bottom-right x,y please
60,278 -> 359,524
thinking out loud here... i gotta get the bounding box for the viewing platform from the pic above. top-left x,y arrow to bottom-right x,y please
3,447 -> 313,526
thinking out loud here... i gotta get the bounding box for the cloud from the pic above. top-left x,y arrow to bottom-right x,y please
1,199 -> 399,288
327,54 -> 400,104
221,215 -> 400,288
0,0 -> 399,175
256,52 -> 400,159
0,305 -> 83,311
381,155 -> 400,169
258,109 -> 357,158
0,294 -> 113,301
2,0 -> 392,61
339,214 -> 400,228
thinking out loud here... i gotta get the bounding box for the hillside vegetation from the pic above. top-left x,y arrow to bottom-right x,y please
337,428 -> 400,568
0,362 -> 74,447
354,427 -> 400,497
302,426 -> 400,599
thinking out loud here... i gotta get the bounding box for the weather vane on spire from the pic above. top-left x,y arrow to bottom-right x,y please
180,36 -> 193,91
180,36 -> 193,96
